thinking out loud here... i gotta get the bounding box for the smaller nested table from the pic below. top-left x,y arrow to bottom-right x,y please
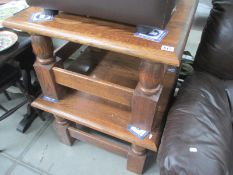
3,0 -> 198,173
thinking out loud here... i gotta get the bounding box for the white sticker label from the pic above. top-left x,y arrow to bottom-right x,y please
161,45 -> 175,52
189,147 -> 198,153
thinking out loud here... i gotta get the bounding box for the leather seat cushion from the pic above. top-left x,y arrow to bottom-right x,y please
26,0 -> 176,28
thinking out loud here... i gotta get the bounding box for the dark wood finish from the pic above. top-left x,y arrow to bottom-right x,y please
3,0 -> 198,173
3,0 -> 198,66
53,67 -> 133,106
33,60 -> 64,100
68,126 -> 129,157
53,115 -> 75,145
53,67 -> 134,106
153,67 -> 177,129
31,46 -> 177,173
31,35 -> 54,65
60,50 -> 140,106
131,62 -> 165,131
139,62 -> 165,93
127,144 -> 147,174
54,41 -> 81,62
32,90 -> 157,151
152,67 -> 178,146
86,51 -> 139,89
32,35 -> 64,100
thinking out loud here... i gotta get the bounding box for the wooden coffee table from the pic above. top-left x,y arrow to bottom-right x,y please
3,0 -> 198,173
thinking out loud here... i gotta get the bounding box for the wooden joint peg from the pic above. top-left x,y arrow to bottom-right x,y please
53,115 -> 75,146
127,144 -> 147,174
131,61 -> 166,131
31,35 -> 65,100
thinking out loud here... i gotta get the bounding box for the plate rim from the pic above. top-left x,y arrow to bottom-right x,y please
0,30 -> 18,52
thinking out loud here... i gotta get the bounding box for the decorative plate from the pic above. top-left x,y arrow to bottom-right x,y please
0,31 -> 18,52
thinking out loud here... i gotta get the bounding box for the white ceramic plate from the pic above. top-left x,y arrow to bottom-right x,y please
0,31 -> 18,52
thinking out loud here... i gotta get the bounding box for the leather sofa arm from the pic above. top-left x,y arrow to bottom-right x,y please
225,81 -> 233,121
158,72 -> 233,175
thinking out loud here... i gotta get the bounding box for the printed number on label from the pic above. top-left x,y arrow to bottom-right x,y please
161,45 -> 175,52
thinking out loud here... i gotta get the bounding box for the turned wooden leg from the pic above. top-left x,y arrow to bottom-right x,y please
52,116 -> 75,145
31,35 -> 64,100
127,144 -> 147,174
131,61 -> 166,131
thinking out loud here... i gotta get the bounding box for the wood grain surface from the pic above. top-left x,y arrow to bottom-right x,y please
3,0 -> 198,66
32,89 -> 158,151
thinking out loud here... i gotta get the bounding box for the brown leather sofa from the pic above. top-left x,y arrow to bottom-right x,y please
158,0 -> 233,174
26,0 -> 176,28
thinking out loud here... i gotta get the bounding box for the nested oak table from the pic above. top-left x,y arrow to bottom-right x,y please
3,0 -> 198,173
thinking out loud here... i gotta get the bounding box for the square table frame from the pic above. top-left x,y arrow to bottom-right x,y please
3,0 -> 198,173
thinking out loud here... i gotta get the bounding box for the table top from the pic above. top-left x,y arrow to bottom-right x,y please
0,29 -> 31,66
3,0 -> 198,66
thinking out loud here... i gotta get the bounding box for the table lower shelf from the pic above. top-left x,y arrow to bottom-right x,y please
32,89 -> 158,151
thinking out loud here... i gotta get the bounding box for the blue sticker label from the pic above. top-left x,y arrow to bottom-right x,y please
42,96 -> 59,103
30,12 -> 54,22
128,125 -> 150,140
168,67 -> 177,73
134,25 -> 168,43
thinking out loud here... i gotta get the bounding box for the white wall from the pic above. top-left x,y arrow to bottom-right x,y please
185,0 -> 212,56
